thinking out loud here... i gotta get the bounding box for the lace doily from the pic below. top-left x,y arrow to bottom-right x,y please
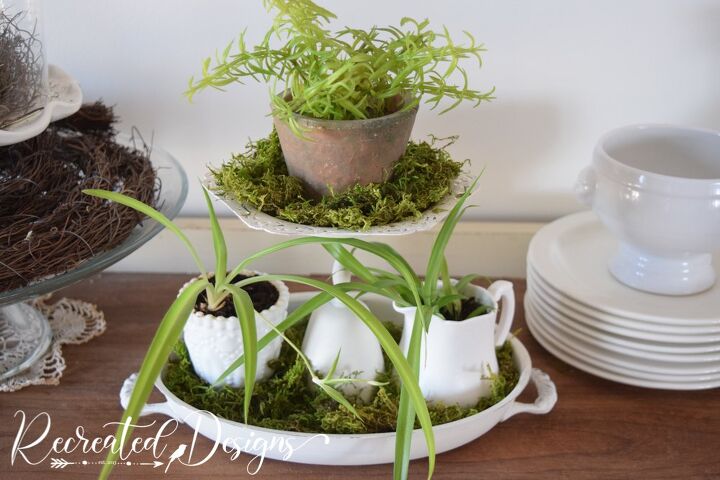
0,296 -> 106,392
204,170 -> 474,237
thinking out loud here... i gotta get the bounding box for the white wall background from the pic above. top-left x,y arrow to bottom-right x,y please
44,0 -> 720,222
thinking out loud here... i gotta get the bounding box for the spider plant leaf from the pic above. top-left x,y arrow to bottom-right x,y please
454,273 -> 481,293
213,291 -> 334,385
394,307 -> 427,480
422,176 -> 479,302
338,281 -> 407,306
439,257 -> 461,320
228,237 -> 423,308
315,381 -> 362,420
325,349 -> 342,379
83,189 -> 207,277
223,284 -> 258,423
440,257 -> 453,297
433,293 -> 465,311
202,186 -> 227,287
99,278 -> 209,480
465,304 -> 494,319
322,243 -> 376,283
231,274 -> 435,477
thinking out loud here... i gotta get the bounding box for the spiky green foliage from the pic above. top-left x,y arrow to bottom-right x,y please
164,321 -> 519,434
186,0 -> 494,136
212,130 -> 464,230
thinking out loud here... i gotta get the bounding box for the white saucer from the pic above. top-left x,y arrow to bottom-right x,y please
526,290 -> 720,363
528,268 -> 720,338
525,298 -> 720,377
529,275 -> 720,344
0,65 -> 82,146
527,212 -> 720,324
526,303 -> 720,390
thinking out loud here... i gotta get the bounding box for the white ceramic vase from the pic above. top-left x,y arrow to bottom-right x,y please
301,262 -> 385,403
394,280 -> 515,407
180,271 -> 290,387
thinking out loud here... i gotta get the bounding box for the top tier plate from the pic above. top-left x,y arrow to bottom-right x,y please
528,211 -> 720,324
0,65 -> 83,146
204,171 -> 474,237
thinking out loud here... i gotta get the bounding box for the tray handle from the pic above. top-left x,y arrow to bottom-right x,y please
500,368 -> 557,422
119,373 -> 177,419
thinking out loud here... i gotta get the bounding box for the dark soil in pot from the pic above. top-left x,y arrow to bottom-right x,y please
440,297 -> 493,321
195,273 -> 279,317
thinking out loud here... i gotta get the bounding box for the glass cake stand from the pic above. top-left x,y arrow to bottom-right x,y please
0,134 -> 188,381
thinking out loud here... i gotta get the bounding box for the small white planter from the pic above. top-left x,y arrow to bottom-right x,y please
301,262 -> 385,402
394,280 -> 515,407
180,271 -> 289,387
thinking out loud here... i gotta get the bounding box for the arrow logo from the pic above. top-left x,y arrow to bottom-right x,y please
48,458 -> 164,469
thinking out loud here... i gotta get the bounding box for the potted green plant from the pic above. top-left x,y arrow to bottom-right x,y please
207,176 -> 496,477
86,176 -> 509,480
186,0 -> 493,196
222,174 -> 514,406
83,186 -> 436,480
178,271 -> 289,387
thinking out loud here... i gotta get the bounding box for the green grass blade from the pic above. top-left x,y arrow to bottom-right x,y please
83,189 -> 207,277
394,307 -> 427,480
454,273 -> 481,293
322,243 -> 376,283
223,284 -> 258,423
423,176 -> 479,301
203,186 -> 227,287
433,293 -> 465,311
98,278 -> 209,480
316,382 -> 361,419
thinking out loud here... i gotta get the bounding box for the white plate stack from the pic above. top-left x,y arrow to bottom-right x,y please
526,211 -> 720,390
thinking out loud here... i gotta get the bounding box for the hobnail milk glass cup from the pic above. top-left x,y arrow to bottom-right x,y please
576,124 -> 720,296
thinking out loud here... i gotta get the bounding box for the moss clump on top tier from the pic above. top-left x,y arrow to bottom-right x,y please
211,130 -> 465,231
164,319 -> 519,434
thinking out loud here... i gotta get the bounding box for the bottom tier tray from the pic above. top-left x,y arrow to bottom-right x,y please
119,291 -> 557,466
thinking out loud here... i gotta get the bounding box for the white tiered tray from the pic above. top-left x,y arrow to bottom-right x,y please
203,171 -> 475,237
119,291 -> 556,465
0,65 -> 83,146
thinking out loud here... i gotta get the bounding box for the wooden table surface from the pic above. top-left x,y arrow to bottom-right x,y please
1,273 -> 718,479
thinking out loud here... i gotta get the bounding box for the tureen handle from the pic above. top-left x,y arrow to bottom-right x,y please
119,373 -> 178,419
500,368 -> 558,422
575,166 -> 597,207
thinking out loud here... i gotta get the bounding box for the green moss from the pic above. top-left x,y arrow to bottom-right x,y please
211,131 -> 465,231
164,319 -> 519,434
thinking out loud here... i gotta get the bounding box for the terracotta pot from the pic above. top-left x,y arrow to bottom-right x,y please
273,102 -> 418,197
